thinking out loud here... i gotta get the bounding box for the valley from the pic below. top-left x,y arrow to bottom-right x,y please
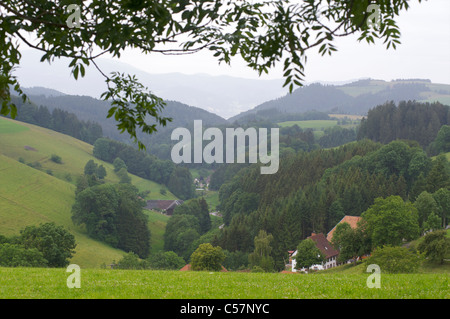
0,79 -> 449,300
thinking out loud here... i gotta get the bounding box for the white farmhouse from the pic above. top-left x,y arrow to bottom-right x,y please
290,232 -> 339,272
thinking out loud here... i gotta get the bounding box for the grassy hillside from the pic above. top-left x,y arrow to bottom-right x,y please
0,154 -> 124,268
144,210 -> 170,254
0,117 -> 177,267
277,120 -> 339,129
277,119 -> 360,140
337,79 -> 450,105
0,117 -> 177,200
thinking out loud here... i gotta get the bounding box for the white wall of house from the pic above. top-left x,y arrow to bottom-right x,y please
291,251 -> 337,272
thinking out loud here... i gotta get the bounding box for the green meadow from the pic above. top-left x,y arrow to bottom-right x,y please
277,120 -> 339,130
0,117 -> 177,267
144,210 -> 170,254
276,119 -> 361,139
0,267 -> 447,299
0,117 -> 177,200
336,79 -> 450,106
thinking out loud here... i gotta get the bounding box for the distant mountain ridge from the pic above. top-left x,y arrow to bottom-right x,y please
229,79 -> 450,123
14,50 -> 287,119
19,91 -> 227,146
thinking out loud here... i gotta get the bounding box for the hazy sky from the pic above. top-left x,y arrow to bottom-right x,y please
110,0 -> 450,84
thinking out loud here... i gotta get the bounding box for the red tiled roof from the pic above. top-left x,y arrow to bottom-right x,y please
307,233 -> 339,259
180,264 -> 228,272
179,264 -> 191,271
326,215 -> 362,242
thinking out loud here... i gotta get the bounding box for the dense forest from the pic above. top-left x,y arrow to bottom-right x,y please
6,96 -> 103,144
209,139 -> 449,270
357,100 -> 449,151
19,93 -> 228,160
198,100 -> 450,271
93,137 -> 195,200
72,183 -> 151,258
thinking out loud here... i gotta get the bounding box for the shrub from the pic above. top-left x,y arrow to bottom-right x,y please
251,265 -> 265,273
50,154 -> 62,164
0,243 -> 48,267
364,246 -> 422,274
190,243 -> 225,271
417,230 -> 450,264
116,252 -> 144,270
146,251 -> 185,270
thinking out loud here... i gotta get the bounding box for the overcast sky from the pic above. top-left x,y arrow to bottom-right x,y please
109,0 -> 450,84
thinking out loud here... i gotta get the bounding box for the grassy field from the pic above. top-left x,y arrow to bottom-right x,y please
0,117 -> 177,267
277,120 -> 339,129
0,154 -> 125,268
336,79 -> 450,106
144,210 -> 170,254
0,267 -> 447,299
277,119 -> 360,140
0,117 -> 177,200
0,118 -> 30,134
328,114 -> 365,120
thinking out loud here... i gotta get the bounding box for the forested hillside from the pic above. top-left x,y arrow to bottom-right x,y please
211,139 -> 449,270
357,100 -> 449,151
93,138 -> 195,200
13,92 -> 228,160
230,79 -> 450,123
9,96 -> 102,145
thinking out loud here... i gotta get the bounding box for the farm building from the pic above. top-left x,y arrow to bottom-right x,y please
290,232 -> 339,272
144,199 -> 184,215
326,215 -> 362,243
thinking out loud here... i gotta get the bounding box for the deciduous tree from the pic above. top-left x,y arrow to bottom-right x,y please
417,230 -> 450,265
294,238 -> 324,271
19,222 -> 77,267
190,243 -> 225,271
248,230 -> 275,272
1,0 -> 421,147
360,196 -> 420,248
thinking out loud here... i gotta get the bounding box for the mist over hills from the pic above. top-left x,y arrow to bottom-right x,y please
15,50 -> 450,130
229,79 -> 450,123
15,50 -> 287,119
17,92 -> 227,145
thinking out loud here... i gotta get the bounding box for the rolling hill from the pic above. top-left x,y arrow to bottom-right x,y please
16,49 -> 287,119
12,91 -> 229,160
230,79 -> 450,123
0,117 -> 176,267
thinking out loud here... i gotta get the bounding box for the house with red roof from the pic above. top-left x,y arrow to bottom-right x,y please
291,232 -> 339,272
288,216 -> 364,272
326,215 -> 362,243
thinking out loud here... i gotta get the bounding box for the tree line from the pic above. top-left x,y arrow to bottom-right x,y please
0,223 -> 76,268
206,138 -> 449,271
72,160 -> 152,259
357,100 -> 449,151
93,137 -> 195,200
6,96 -> 103,144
